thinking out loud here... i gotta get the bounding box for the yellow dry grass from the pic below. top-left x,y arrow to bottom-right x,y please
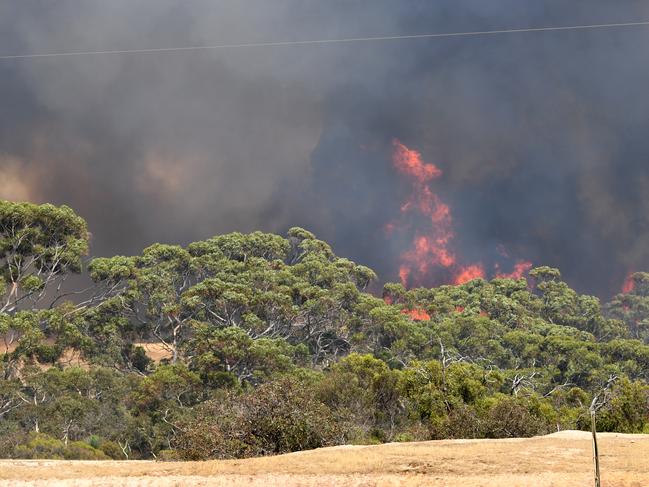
1,431 -> 648,486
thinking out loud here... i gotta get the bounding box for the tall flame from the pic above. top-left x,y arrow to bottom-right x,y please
387,139 -> 531,288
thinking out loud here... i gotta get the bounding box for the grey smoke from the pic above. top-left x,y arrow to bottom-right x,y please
1,1 -> 649,296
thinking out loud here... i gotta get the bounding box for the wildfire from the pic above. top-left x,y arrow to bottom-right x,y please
392,142 -> 442,181
383,294 -> 431,320
387,139 -> 532,287
401,308 -> 431,321
389,139 -> 464,286
622,273 -> 636,293
496,260 -> 533,280
453,265 -> 485,285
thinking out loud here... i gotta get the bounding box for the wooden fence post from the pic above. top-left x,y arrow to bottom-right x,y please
591,409 -> 601,487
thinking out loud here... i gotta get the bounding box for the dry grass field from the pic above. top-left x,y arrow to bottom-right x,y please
1,431 -> 648,486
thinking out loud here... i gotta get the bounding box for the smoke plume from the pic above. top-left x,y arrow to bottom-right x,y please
2,1 -> 649,296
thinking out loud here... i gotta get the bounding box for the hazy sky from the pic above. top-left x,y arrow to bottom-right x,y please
2,1 -> 649,296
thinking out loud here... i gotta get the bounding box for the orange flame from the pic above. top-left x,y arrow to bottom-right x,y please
391,140 -> 485,287
402,308 -> 431,321
388,139 -> 531,288
496,260 -> 533,280
392,142 -> 442,181
622,273 -> 635,293
390,140 -> 460,286
453,264 -> 485,285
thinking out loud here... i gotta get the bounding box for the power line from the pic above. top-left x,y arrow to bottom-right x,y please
1,20 -> 649,60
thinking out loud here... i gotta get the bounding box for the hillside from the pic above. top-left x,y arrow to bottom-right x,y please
2,432 -> 649,486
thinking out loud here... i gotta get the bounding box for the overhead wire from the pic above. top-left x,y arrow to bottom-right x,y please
1,20 -> 649,60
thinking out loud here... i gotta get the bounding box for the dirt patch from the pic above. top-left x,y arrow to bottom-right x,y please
134,342 -> 173,363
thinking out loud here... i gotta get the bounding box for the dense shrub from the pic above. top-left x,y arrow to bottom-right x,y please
13,433 -> 108,460
173,377 -> 344,459
482,395 -> 555,438
582,379 -> 649,433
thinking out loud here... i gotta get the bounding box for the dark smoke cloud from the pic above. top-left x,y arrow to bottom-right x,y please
1,1 -> 649,297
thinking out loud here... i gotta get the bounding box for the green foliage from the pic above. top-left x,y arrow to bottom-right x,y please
0,201 -> 89,314
187,324 -> 301,386
2,201 -> 649,460
594,379 -> 649,433
318,353 -> 403,442
606,272 -> 649,342
13,433 -> 108,460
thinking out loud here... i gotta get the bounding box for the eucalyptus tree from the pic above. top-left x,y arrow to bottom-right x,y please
0,202 -> 95,376
89,244 -> 196,364
0,201 -> 88,314
530,266 -> 625,341
89,228 -> 376,366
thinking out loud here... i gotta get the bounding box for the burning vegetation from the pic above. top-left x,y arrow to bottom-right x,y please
386,140 -> 532,288
1,200 -> 649,463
